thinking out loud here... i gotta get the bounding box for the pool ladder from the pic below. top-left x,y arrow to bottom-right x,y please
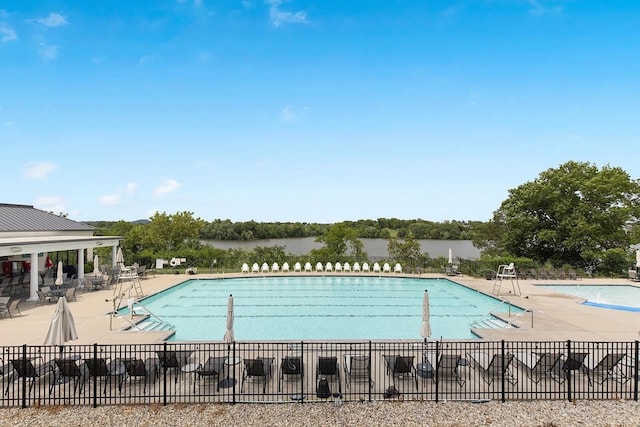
129,301 -> 175,332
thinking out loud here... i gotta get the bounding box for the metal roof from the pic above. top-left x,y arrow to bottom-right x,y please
0,203 -> 95,232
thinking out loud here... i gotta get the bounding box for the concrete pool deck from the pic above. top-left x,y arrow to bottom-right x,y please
1,272 -> 639,346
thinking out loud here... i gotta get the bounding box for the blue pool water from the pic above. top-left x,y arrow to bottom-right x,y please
539,284 -> 640,312
125,276 -> 520,341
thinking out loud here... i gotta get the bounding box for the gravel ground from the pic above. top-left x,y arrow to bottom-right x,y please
2,400 -> 640,426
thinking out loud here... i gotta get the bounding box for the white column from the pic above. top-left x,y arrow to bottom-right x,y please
78,248 -> 85,281
28,252 -> 39,301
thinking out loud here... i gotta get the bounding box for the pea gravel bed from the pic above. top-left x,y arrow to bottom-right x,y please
1,400 -> 640,426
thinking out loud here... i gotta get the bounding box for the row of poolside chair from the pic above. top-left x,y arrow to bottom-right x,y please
516,268 -> 582,280
241,262 -> 404,274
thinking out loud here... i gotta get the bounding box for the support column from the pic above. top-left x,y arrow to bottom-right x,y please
28,252 -> 39,301
112,245 -> 118,267
78,248 -> 85,282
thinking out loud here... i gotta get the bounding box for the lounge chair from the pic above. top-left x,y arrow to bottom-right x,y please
50,358 -> 85,395
282,262 -> 290,272
241,357 -> 274,394
241,263 -> 250,274
394,263 -> 402,274
304,262 -> 312,272
325,262 -> 333,272
261,263 -> 270,273
315,262 -> 323,272
344,354 -> 372,390
251,263 -> 260,273
353,262 -> 361,272
4,299 -> 21,318
512,351 -> 563,383
362,263 -> 370,273
121,358 -> 158,394
316,356 -> 341,394
568,269 -> 582,280
65,287 -> 77,302
467,352 -> 517,386
435,354 -> 466,387
279,356 -> 303,392
5,357 -> 51,396
343,262 -> 351,272
383,355 -> 418,389
334,262 -> 342,272
556,352 -> 589,383
294,262 -> 302,272
373,262 -> 381,273
585,353 -> 627,386
271,262 -> 280,273
194,356 -> 227,393
156,350 -> 193,383
84,357 -> 120,394
36,290 -> 55,306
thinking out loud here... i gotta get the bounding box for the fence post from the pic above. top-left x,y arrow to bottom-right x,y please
301,341 -> 305,404
163,342 -> 167,406
232,341 -> 236,405
93,343 -> 98,408
566,340 -> 572,402
435,340 -> 440,403
368,341 -> 372,402
21,344 -> 27,409
501,340 -> 506,403
635,341 -> 639,402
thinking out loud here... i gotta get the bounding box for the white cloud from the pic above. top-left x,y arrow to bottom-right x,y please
265,0 -> 308,27
37,12 -> 68,28
99,194 -> 120,206
34,196 -> 65,214
154,179 -> 182,196
38,42 -> 59,60
126,182 -> 138,196
280,105 -> 309,122
23,162 -> 58,179
0,24 -> 17,42
527,0 -> 563,16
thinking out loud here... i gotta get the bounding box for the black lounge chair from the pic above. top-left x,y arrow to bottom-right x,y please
241,357 -> 274,394
5,357 -> 51,396
156,350 -> 193,384
343,354 -> 372,390
279,356 -> 303,392
194,356 -> 227,393
513,351 -> 563,384
586,353 -> 628,386
50,358 -> 85,395
121,358 -> 158,394
435,354 -> 466,387
468,352 -> 517,386
383,355 -> 418,390
316,356 -> 341,394
84,358 -> 120,394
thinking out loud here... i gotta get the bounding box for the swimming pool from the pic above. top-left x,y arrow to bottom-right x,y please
125,276 -> 520,341
538,284 -> 640,312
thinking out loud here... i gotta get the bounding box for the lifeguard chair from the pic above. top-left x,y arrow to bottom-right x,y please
493,263 -> 521,296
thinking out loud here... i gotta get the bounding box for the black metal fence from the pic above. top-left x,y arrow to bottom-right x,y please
1,340 -> 637,408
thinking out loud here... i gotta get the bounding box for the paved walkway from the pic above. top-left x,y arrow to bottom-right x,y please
1,272 -> 638,346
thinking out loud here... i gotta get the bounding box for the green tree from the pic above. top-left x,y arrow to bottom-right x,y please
312,223 -> 367,261
492,161 -> 640,269
387,233 -> 422,268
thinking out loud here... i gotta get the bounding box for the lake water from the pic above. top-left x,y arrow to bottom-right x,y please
201,238 -> 479,260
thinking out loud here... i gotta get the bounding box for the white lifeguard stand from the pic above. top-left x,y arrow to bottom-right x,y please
493,263 -> 521,296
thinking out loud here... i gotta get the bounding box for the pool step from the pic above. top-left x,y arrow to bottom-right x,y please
471,316 -> 515,329
129,319 -> 175,332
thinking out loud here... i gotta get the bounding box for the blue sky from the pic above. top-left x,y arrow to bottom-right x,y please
1,1 -> 639,224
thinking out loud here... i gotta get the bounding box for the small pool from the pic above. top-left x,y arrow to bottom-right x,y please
538,284 -> 640,312
122,276 -> 522,341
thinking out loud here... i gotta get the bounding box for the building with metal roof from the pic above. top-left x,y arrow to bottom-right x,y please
0,203 -> 122,301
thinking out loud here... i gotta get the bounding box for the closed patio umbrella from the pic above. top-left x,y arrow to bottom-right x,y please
636,249 -> 640,269
220,294 -> 236,388
55,261 -> 64,286
420,290 -> 432,341
93,255 -> 100,276
116,247 -> 124,265
44,296 -> 78,346
448,248 -> 453,265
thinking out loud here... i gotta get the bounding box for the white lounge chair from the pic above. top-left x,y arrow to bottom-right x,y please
343,262 -> 351,272
315,262 -> 324,272
372,262 -> 381,273
353,262 -> 361,272
394,263 -> 402,273
282,262 -> 290,273
382,263 -> 391,273
251,263 -> 260,273
261,263 -> 270,273
304,262 -> 312,273
241,263 -> 250,274
335,262 -> 342,272
362,263 -> 370,273
271,262 -> 279,273
325,262 -> 333,272
294,262 -> 302,272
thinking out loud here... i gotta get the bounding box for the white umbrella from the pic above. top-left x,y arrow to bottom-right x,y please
420,290 -> 432,340
116,247 -> 124,265
93,254 -> 101,276
448,248 -> 453,265
636,249 -> 640,268
44,296 -> 78,346
55,261 -> 64,286
223,294 -> 234,343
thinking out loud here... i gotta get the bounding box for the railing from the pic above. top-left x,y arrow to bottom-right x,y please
470,300 -> 512,328
129,302 -> 174,331
1,340 -> 637,408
